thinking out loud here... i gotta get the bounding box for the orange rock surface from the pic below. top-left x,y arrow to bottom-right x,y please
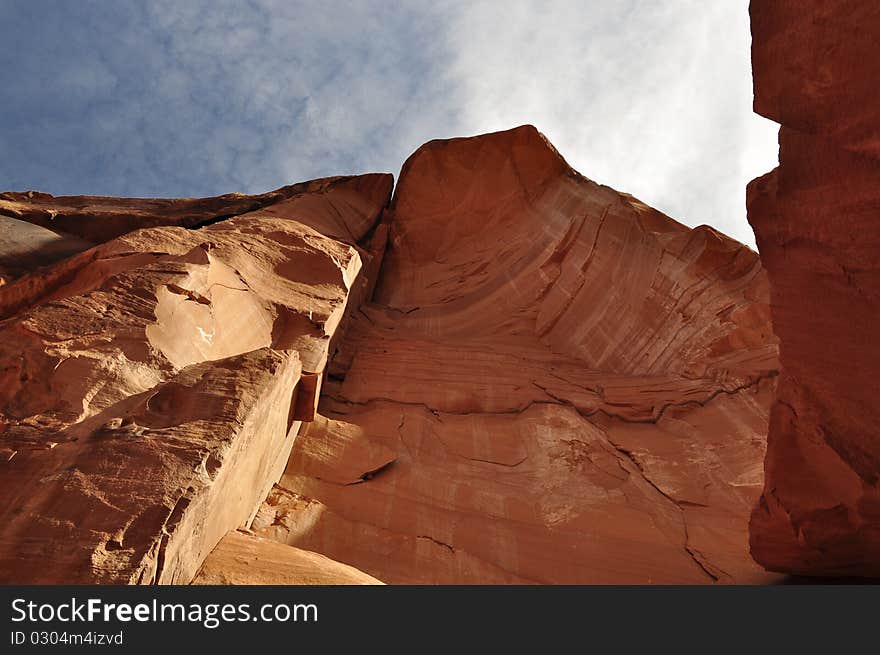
0,124 -> 782,585
0,175 -> 391,583
254,126 -> 780,584
193,531 -> 383,585
748,1 -> 880,577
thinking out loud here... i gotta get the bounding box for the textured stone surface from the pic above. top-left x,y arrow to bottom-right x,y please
0,123 -> 786,585
748,1 -> 880,577
254,126 -> 780,584
0,175 -> 390,583
194,531 -> 383,585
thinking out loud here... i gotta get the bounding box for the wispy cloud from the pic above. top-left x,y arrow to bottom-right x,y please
441,0 -> 778,246
0,0 -> 776,247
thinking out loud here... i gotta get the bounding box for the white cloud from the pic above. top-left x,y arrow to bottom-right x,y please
0,0 -> 776,247
439,0 -> 779,247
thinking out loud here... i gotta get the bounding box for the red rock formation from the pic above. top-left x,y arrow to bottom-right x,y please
0,175 -> 391,583
0,125 -> 782,585
748,1 -> 880,577
253,126 -> 780,584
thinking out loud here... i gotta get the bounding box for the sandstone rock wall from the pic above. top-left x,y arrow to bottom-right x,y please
0,123 -> 787,585
0,175 -> 391,583
748,1 -> 880,577
252,126 -> 780,584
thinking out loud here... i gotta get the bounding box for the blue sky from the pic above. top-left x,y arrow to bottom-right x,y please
0,0 -> 777,247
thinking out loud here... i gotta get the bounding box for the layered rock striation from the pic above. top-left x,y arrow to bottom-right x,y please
1,124 -> 784,584
748,1 -> 880,577
253,126 -> 780,584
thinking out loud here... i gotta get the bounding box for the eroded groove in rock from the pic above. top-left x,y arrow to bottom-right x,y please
258,126 -> 781,584
748,1 -> 880,577
0,174 -> 391,584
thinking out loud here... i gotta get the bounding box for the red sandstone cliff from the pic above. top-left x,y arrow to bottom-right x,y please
748,1 -> 880,577
0,126 -> 780,584
251,126 -> 779,584
0,175 -> 391,583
